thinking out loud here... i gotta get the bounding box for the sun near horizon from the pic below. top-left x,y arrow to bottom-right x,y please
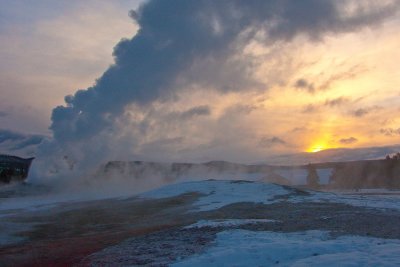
307,142 -> 330,153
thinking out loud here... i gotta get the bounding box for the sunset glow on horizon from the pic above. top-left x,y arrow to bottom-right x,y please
308,146 -> 326,153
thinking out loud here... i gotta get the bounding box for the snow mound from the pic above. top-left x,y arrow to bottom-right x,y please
140,180 -> 289,211
172,230 -> 400,267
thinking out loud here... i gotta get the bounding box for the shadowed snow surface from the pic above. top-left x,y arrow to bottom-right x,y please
172,230 -> 400,267
140,180 -> 289,211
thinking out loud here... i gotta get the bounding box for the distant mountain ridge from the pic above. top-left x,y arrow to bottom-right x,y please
265,145 -> 400,165
1,127 -> 399,164
0,129 -> 47,157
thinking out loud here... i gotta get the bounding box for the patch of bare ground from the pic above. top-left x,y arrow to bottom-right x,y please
84,201 -> 400,266
81,227 -> 219,267
206,202 -> 400,239
0,193 -> 202,267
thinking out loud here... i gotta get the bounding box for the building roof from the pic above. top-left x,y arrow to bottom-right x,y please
0,154 -> 34,164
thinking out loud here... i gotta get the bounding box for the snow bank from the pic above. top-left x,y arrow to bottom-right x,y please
140,180 -> 289,211
173,230 -> 400,267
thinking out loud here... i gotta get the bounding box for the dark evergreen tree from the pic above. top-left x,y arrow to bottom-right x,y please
306,164 -> 320,189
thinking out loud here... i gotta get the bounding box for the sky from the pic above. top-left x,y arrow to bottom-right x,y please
0,0 -> 400,166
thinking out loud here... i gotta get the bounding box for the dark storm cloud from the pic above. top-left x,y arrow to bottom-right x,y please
0,129 -> 24,143
50,0 -> 400,146
303,96 -> 350,113
380,128 -> 400,136
295,65 -> 368,94
11,135 -> 44,150
294,79 -> 315,93
324,96 -> 349,107
259,136 -> 287,147
351,106 -> 382,117
291,127 -> 308,133
180,105 -> 211,119
318,64 -> 367,91
0,128 -> 44,150
339,137 -> 358,145
224,104 -> 258,116
353,108 -> 369,117
302,104 -> 319,113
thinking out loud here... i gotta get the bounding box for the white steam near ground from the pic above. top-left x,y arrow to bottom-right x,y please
26,0 -> 400,194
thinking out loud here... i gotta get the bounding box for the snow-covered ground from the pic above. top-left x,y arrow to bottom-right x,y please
4,178 -> 400,215
140,179 -> 400,212
184,219 -> 276,229
172,230 -> 400,267
287,189 -> 400,211
3,179 -> 400,266
140,180 -> 289,211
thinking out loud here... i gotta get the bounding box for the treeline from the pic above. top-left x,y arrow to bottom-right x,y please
328,155 -> 400,189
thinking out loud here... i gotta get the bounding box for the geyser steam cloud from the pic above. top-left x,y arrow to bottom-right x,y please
32,0 -> 400,183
